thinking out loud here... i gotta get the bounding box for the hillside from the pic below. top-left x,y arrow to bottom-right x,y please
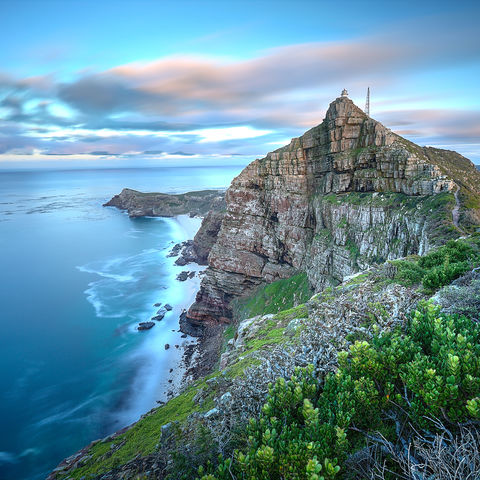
50,236 -> 480,479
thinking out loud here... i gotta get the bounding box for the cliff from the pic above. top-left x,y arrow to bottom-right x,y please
187,94 -> 480,327
104,188 -> 225,217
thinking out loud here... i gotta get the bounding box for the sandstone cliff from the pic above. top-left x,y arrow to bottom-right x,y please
187,94 -> 480,326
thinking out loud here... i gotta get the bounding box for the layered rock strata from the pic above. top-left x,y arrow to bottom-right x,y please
187,95 -> 480,326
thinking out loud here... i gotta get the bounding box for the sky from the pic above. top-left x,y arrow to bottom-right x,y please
1,0 -> 479,169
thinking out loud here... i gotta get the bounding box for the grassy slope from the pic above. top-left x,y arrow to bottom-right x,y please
231,272 -> 312,321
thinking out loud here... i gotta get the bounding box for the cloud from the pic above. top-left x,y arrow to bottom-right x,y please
378,108 -> 480,143
50,14 -> 479,125
0,13 -> 479,162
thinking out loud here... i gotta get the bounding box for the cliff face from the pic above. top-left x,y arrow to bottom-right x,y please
187,95 -> 480,325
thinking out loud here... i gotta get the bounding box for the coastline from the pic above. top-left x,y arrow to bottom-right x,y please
115,215 -> 206,427
110,214 -> 206,428
48,213 -> 209,479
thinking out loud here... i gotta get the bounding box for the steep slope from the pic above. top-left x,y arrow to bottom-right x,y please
187,94 -> 480,326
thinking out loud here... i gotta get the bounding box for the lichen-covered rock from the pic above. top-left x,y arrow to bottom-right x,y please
187,95 -> 480,325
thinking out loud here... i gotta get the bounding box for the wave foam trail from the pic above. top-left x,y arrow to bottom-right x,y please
0,451 -> 17,464
77,265 -> 135,283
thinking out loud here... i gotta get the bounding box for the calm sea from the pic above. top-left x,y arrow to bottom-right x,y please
0,165 -> 244,480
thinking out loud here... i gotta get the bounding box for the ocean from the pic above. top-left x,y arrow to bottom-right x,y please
0,165 -> 245,480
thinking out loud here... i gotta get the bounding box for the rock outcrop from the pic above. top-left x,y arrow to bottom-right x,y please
187,94 -> 480,326
171,211 -> 224,266
104,189 -> 225,217
191,210 -> 224,264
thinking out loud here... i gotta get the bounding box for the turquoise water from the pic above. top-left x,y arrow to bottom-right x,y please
0,165 -> 245,480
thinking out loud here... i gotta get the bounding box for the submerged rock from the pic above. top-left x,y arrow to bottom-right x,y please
174,256 -> 189,266
176,271 -> 195,281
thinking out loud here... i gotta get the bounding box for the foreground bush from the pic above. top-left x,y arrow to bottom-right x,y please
199,302 -> 480,480
393,239 -> 479,292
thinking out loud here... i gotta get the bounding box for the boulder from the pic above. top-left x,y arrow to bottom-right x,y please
138,322 -> 155,331
176,271 -> 189,282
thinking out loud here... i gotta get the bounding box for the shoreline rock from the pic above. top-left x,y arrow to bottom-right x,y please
138,321 -> 155,331
176,271 -> 195,282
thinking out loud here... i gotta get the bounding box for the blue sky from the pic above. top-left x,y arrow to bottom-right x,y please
1,0 -> 479,168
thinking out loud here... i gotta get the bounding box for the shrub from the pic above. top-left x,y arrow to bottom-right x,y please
392,259 -> 425,286
199,303 -> 480,480
393,239 -> 479,292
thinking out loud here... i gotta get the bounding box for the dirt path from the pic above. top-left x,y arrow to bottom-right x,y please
452,185 -> 461,229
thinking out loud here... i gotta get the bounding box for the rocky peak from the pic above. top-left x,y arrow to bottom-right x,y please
186,95 -> 480,329
325,95 -> 366,122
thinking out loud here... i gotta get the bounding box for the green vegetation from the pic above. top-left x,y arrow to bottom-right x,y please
345,239 -> 360,262
392,238 -> 480,292
318,191 -> 451,210
232,272 -> 312,321
60,377 -> 219,479
200,302 -> 480,480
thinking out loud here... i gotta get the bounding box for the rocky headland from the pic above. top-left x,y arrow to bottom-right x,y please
103,188 -> 225,217
105,190 -> 226,266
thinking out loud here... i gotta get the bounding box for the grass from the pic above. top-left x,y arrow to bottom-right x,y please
59,381 -> 212,479
344,272 -> 370,286
232,272 -> 312,322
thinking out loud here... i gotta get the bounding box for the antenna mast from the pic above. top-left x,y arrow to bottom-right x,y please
365,87 -> 370,116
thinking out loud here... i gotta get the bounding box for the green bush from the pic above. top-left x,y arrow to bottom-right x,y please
393,259 -> 425,286
418,240 -> 474,269
393,239 -> 479,291
422,260 -> 470,291
199,302 -> 480,480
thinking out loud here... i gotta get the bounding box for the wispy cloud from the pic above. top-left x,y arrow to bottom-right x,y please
1,13 -> 479,164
